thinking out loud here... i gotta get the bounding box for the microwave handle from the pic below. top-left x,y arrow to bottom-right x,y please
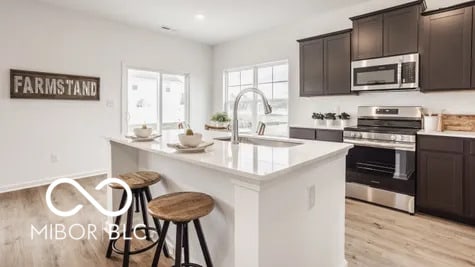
398,60 -> 403,88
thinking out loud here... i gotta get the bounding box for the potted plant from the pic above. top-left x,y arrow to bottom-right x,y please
312,112 -> 325,127
210,112 -> 231,127
324,113 -> 337,127
338,112 -> 351,127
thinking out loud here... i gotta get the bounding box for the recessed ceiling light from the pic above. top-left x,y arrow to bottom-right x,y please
195,14 -> 205,20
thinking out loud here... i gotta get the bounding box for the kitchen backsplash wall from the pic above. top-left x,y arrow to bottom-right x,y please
213,0 -> 474,129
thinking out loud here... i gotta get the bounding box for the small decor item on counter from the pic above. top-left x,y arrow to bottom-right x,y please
134,123 -> 153,138
441,113 -> 475,132
167,141 -> 214,153
125,133 -> 161,142
423,113 -> 439,132
324,113 -> 337,127
338,112 -> 351,127
210,112 -> 231,127
312,112 -> 325,127
178,129 -> 203,147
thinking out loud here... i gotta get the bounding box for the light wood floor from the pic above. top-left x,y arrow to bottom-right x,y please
0,176 -> 474,267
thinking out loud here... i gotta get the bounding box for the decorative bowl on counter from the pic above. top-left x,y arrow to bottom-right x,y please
178,133 -> 203,147
134,127 -> 153,138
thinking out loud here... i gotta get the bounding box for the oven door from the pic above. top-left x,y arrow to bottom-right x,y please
346,145 -> 416,196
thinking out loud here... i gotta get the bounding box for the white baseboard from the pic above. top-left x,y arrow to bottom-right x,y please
0,169 -> 108,193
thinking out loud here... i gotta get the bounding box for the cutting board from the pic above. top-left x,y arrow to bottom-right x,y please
442,114 -> 475,132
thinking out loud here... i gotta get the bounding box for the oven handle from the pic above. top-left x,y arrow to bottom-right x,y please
344,138 -> 415,152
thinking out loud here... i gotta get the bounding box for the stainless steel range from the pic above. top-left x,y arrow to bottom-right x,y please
344,106 -> 423,214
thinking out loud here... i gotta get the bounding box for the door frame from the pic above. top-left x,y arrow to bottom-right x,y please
121,62 -> 190,135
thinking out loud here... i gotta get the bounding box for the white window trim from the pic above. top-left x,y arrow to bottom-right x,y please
121,63 -> 190,135
222,59 -> 289,111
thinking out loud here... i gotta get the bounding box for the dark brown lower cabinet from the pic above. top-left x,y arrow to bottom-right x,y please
289,127 -> 342,142
417,135 -> 475,225
466,141 -> 475,219
417,150 -> 464,216
316,129 -> 343,142
289,127 -> 316,140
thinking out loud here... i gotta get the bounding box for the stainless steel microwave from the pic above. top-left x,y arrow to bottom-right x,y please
351,53 -> 419,92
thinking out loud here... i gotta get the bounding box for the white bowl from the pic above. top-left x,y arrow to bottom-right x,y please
134,127 -> 153,138
178,133 -> 203,147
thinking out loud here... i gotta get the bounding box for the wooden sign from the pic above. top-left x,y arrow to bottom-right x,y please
10,69 -> 100,100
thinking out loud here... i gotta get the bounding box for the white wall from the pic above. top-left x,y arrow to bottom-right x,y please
212,0 -> 475,128
0,0 -> 212,190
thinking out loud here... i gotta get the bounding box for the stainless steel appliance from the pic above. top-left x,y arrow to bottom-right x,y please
351,53 -> 419,92
344,106 -> 423,214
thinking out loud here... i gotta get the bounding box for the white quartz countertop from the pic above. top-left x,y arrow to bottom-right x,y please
108,130 -> 353,183
418,130 -> 475,139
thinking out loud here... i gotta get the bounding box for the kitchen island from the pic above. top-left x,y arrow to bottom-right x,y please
107,130 -> 352,267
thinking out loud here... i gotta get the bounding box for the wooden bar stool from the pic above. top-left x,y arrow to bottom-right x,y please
148,192 -> 215,267
105,171 -> 170,267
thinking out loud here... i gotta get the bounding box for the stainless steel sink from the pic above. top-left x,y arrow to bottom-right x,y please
214,136 -> 303,148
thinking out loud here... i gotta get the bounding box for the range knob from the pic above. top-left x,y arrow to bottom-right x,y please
355,133 -> 363,139
390,135 -> 397,141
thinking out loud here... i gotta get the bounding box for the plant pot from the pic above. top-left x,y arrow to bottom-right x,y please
325,119 -> 335,127
340,119 -> 350,127
313,119 -> 325,127
213,121 -> 229,128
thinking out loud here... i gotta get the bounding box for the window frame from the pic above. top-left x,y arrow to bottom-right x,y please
222,60 -> 289,132
121,63 -> 190,134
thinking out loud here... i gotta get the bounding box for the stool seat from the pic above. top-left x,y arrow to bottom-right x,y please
148,192 -> 214,222
110,171 -> 161,189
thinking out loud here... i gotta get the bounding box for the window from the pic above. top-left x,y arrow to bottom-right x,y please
224,61 -> 288,136
125,68 -> 189,134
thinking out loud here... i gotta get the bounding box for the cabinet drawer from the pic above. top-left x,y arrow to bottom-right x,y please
316,129 -> 343,142
418,135 -> 464,153
289,127 -> 316,140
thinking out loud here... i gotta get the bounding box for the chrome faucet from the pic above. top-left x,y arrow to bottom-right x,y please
232,88 -> 272,144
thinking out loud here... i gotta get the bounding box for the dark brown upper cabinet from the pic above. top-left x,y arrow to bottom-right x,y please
420,7 -> 473,92
299,38 -> 324,96
351,1 -> 424,60
352,14 -> 383,60
324,31 -> 352,95
383,6 -> 420,56
298,30 -> 351,97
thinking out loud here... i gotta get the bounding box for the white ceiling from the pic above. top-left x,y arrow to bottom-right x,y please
33,0 -> 371,45
32,0 -> 472,45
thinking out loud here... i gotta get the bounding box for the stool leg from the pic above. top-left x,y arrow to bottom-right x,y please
145,187 -> 171,258
139,190 -> 151,240
193,219 -> 213,267
122,197 -> 135,267
183,223 -> 190,265
152,221 -> 170,267
135,192 -> 140,212
106,191 -> 127,258
174,223 -> 183,267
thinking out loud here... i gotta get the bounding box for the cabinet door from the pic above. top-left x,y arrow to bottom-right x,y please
324,32 -> 351,95
289,127 -> 316,140
316,129 -> 343,142
383,5 -> 419,56
420,7 -> 472,91
300,39 -> 324,96
466,140 -> 475,219
418,151 -> 464,216
352,14 -> 383,60
472,7 -> 475,88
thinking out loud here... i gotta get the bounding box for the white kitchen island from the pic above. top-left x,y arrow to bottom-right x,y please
107,130 -> 353,267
